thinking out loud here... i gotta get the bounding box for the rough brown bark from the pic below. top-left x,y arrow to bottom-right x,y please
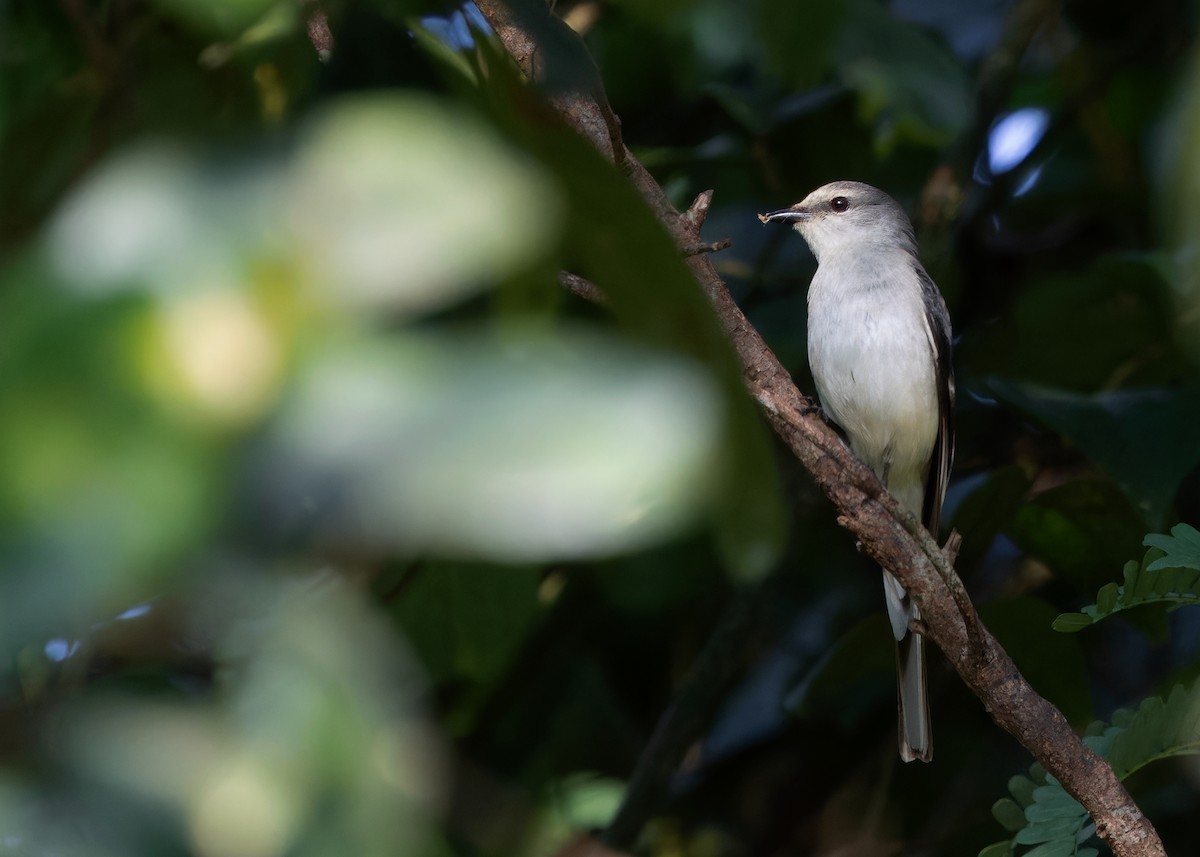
305,3 -> 334,62
467,2 -> 1166,856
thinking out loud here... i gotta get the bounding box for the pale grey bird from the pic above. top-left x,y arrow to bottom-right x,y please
759,181 -> 955,762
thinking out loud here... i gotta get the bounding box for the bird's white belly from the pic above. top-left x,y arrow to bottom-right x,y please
808,285 -> 938,512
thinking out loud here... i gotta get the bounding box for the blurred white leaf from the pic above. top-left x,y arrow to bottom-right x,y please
46,145 -> 278,296
48,147 -> 212,291
263,328 -> 724,560
287,93 -> 562,315
47,94 -> 561,321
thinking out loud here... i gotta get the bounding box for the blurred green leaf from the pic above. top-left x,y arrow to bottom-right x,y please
58,576 -> 445,857
836,0 -> 971,150
550,772 -> 625,831
991,380 -> 1200,529
760,0 -> 976,154
391,560 -> 544,686
390,559 -> 546,732
0,277 -> 224,653
1009,478 -> 1146,584
148,0 -> 283,38
969,257 -> 1181,392
755,1 -> 845,90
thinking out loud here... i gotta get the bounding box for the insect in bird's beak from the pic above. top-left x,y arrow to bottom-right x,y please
758,209 -> 811,224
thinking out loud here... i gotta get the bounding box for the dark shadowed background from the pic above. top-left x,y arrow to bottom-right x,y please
2,0 -> 1200,855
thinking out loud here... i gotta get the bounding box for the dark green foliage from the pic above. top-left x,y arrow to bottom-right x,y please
3,0 -> 1200,855
987,382 -> 1200,531
1054,525 -> 1200,631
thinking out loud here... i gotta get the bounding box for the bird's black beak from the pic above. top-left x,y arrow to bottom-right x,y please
758,208 -> 811,225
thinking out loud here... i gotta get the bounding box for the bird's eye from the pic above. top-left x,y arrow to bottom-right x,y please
830,196 -> 850,213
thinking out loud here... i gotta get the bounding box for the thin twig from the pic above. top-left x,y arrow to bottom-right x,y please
558,271 -> 607,304
683,189 -> 713,227
682,239 -> 732,256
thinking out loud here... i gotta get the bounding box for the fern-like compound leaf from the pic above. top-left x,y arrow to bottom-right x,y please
1052,528 -> 1200,632
981,677 -> 1200,857
1144,522 -> 1200,570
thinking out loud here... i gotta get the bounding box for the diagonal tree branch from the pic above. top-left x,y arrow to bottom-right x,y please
468,2 -> 1165,856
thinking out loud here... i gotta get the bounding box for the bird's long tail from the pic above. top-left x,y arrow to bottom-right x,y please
895,613 -> 931,762
883,569 -> 931,762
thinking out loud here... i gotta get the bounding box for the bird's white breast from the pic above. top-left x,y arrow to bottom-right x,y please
806,249 -> 939,514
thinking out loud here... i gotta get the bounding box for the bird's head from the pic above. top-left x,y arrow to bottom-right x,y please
758,180 -> 916,262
